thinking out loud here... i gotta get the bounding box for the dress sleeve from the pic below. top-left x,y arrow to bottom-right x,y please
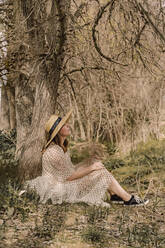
43,145 -> 65,170
42,144 -> 75,182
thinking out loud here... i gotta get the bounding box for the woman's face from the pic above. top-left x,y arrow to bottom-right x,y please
59,123 -> 71,137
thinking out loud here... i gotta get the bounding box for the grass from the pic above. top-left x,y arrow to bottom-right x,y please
81,226 -> 109,247
104,138 -> 165,193
0,134 -> 165,248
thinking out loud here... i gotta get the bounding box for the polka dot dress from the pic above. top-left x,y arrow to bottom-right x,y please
26,143 -> 114,206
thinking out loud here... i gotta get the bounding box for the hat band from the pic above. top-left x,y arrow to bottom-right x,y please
49,117 -> 62,136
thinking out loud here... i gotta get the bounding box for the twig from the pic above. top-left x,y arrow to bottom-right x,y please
92,1 -> 128,66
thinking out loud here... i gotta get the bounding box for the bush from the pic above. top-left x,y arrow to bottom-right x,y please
0,129 -> 18,183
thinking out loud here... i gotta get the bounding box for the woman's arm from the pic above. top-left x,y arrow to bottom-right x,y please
66,162 -> 104,181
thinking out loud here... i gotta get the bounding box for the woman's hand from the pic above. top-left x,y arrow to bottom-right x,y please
90,162 -> 104,172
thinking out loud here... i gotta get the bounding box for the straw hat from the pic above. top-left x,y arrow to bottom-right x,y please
44,109 -> 73,149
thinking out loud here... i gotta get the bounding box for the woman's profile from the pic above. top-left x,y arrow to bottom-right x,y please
25,109 -> 149,207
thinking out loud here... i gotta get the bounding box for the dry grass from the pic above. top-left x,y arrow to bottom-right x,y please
0,138 -> 165,248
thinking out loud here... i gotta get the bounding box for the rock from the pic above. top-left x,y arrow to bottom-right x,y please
7,207 -> 15,217
0,219 -> 4,225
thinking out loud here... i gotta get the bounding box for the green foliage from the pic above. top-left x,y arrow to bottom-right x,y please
0,129 -> 16,151
32,204 -> 68,240
118,219 -> 165,248
12,237 -> 46,248
103,138 -> 165,189
104,158 -> 125,170
0,129 -> 39,222
104,141 -> 118,155
0,129 -> 18,183
0,180 -> 39,222
81,206 -> 110,247
0,133 -> 165,248
71,147 -> 90,164
82,226 -> 109,246
11,204 -> 69,248
128,138 -> 165,166
84,205 -> 110,224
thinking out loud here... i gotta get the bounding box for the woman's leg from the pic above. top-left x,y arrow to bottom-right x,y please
108,176 -> 131,201
89,161 -> 131,201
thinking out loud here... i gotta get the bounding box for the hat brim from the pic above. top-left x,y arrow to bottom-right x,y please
44,109 -> 73,149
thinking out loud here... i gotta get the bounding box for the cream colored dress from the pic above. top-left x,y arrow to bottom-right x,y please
26,144 -> 114,207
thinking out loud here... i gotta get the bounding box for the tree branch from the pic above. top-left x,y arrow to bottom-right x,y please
60,66 -> 107,81
134,0 -> 165,43
134,21 -> 148,46
65,74 -> 76,98
92,0 -> 128,66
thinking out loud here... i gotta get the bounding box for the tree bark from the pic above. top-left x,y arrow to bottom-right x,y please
6,86 -> 16,129
13,0 -> 71,180
0,85 -> 10,129
18,69 -> 58,179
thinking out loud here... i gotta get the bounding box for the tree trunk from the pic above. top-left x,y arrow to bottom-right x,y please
18,69 -> 58,179
15,73 -> 35,158
0,85 -> 10,129
6,86 -> 16,129
13,0 -> 71,180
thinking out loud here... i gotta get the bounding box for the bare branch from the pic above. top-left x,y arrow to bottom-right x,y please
0,2 -> 12,7
134,21 -> 148,46
60,66 -> 107,82
92,0 -> 128,66
134,0 -> 165,44
65,74 -> 76,98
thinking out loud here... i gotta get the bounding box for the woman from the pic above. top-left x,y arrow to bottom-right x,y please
26,109 -> 149,207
